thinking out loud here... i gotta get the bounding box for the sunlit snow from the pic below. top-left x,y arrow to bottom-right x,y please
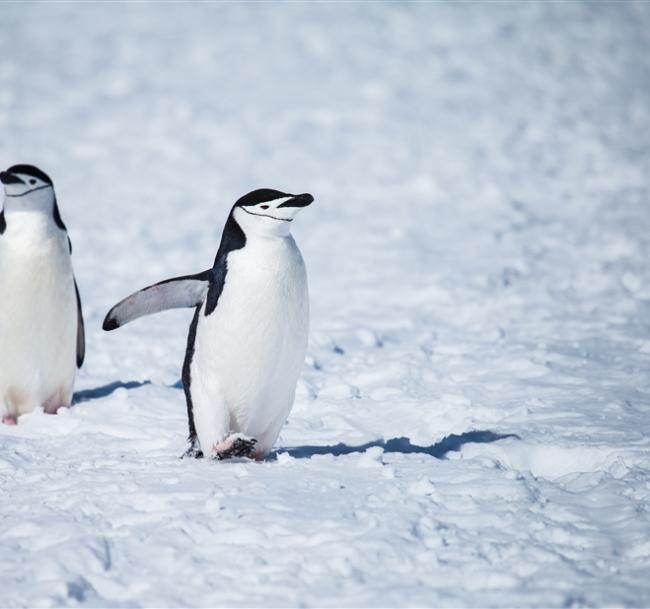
1,2 -> 649,607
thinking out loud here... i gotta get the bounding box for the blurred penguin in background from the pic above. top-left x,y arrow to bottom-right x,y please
0,164 -> 84,425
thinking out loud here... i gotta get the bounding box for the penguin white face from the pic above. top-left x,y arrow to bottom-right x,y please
232,188 -> 314,238
0,164 -> 54,202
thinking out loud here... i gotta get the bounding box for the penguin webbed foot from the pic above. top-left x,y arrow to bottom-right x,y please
213,435 -> 258,461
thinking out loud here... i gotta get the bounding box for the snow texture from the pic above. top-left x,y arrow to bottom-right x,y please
1,2 -> 650,607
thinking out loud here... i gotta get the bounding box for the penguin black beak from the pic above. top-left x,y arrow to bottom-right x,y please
0,171 -> 25,185
277,193 -> 314,208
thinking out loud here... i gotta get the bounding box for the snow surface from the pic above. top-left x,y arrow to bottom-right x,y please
1,2 -> 650,607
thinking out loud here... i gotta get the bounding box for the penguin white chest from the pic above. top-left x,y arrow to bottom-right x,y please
0,216 -> 77,417
191,235 -> 309,451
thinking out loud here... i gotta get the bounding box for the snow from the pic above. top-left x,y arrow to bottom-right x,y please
1,2 -> 650,607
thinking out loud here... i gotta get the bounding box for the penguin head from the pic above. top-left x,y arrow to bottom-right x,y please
0,164 -> 54,203
231,188 -> 314,237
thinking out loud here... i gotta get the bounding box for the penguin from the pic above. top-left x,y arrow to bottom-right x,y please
0,164 -> 85,425
103,188 -> 313,460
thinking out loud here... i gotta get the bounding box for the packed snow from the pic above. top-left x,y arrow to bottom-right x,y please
1,2 -> 650,607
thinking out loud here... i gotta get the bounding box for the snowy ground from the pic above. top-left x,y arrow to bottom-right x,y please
1,2 -> 650,607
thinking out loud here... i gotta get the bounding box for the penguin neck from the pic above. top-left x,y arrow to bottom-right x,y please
2,190 -> 63,235
231,207 -> 294,240
3,189 -> 56,216
213,211 -> 295,268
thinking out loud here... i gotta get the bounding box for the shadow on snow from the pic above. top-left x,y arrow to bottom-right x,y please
271,430 -> 519,460
72,380 -> 151,405
69,383 -> 519,464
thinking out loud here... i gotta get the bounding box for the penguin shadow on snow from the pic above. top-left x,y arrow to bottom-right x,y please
72,380 -> 151,405
271,431 -> 520,461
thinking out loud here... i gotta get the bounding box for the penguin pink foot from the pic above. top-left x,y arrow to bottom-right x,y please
2,414 -> 17,425
212,435 -> 258,460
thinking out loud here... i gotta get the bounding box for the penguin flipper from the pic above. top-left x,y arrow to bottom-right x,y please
103,270 -> 212,331
75,279 -> 85,367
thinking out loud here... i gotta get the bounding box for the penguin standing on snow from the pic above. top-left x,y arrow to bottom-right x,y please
0,164 -> 85,425
103,189 -> 313,460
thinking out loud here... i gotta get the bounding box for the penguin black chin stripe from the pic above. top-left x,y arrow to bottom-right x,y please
5,184 -> 52,198
240,206 -> 293,222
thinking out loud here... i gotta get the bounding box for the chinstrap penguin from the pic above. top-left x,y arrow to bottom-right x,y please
103,188 -> 313,460
0,164 -> 85,425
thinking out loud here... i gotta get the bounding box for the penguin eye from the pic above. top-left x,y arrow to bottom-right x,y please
260,205 -> 269,209
29,179 -> 36,185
